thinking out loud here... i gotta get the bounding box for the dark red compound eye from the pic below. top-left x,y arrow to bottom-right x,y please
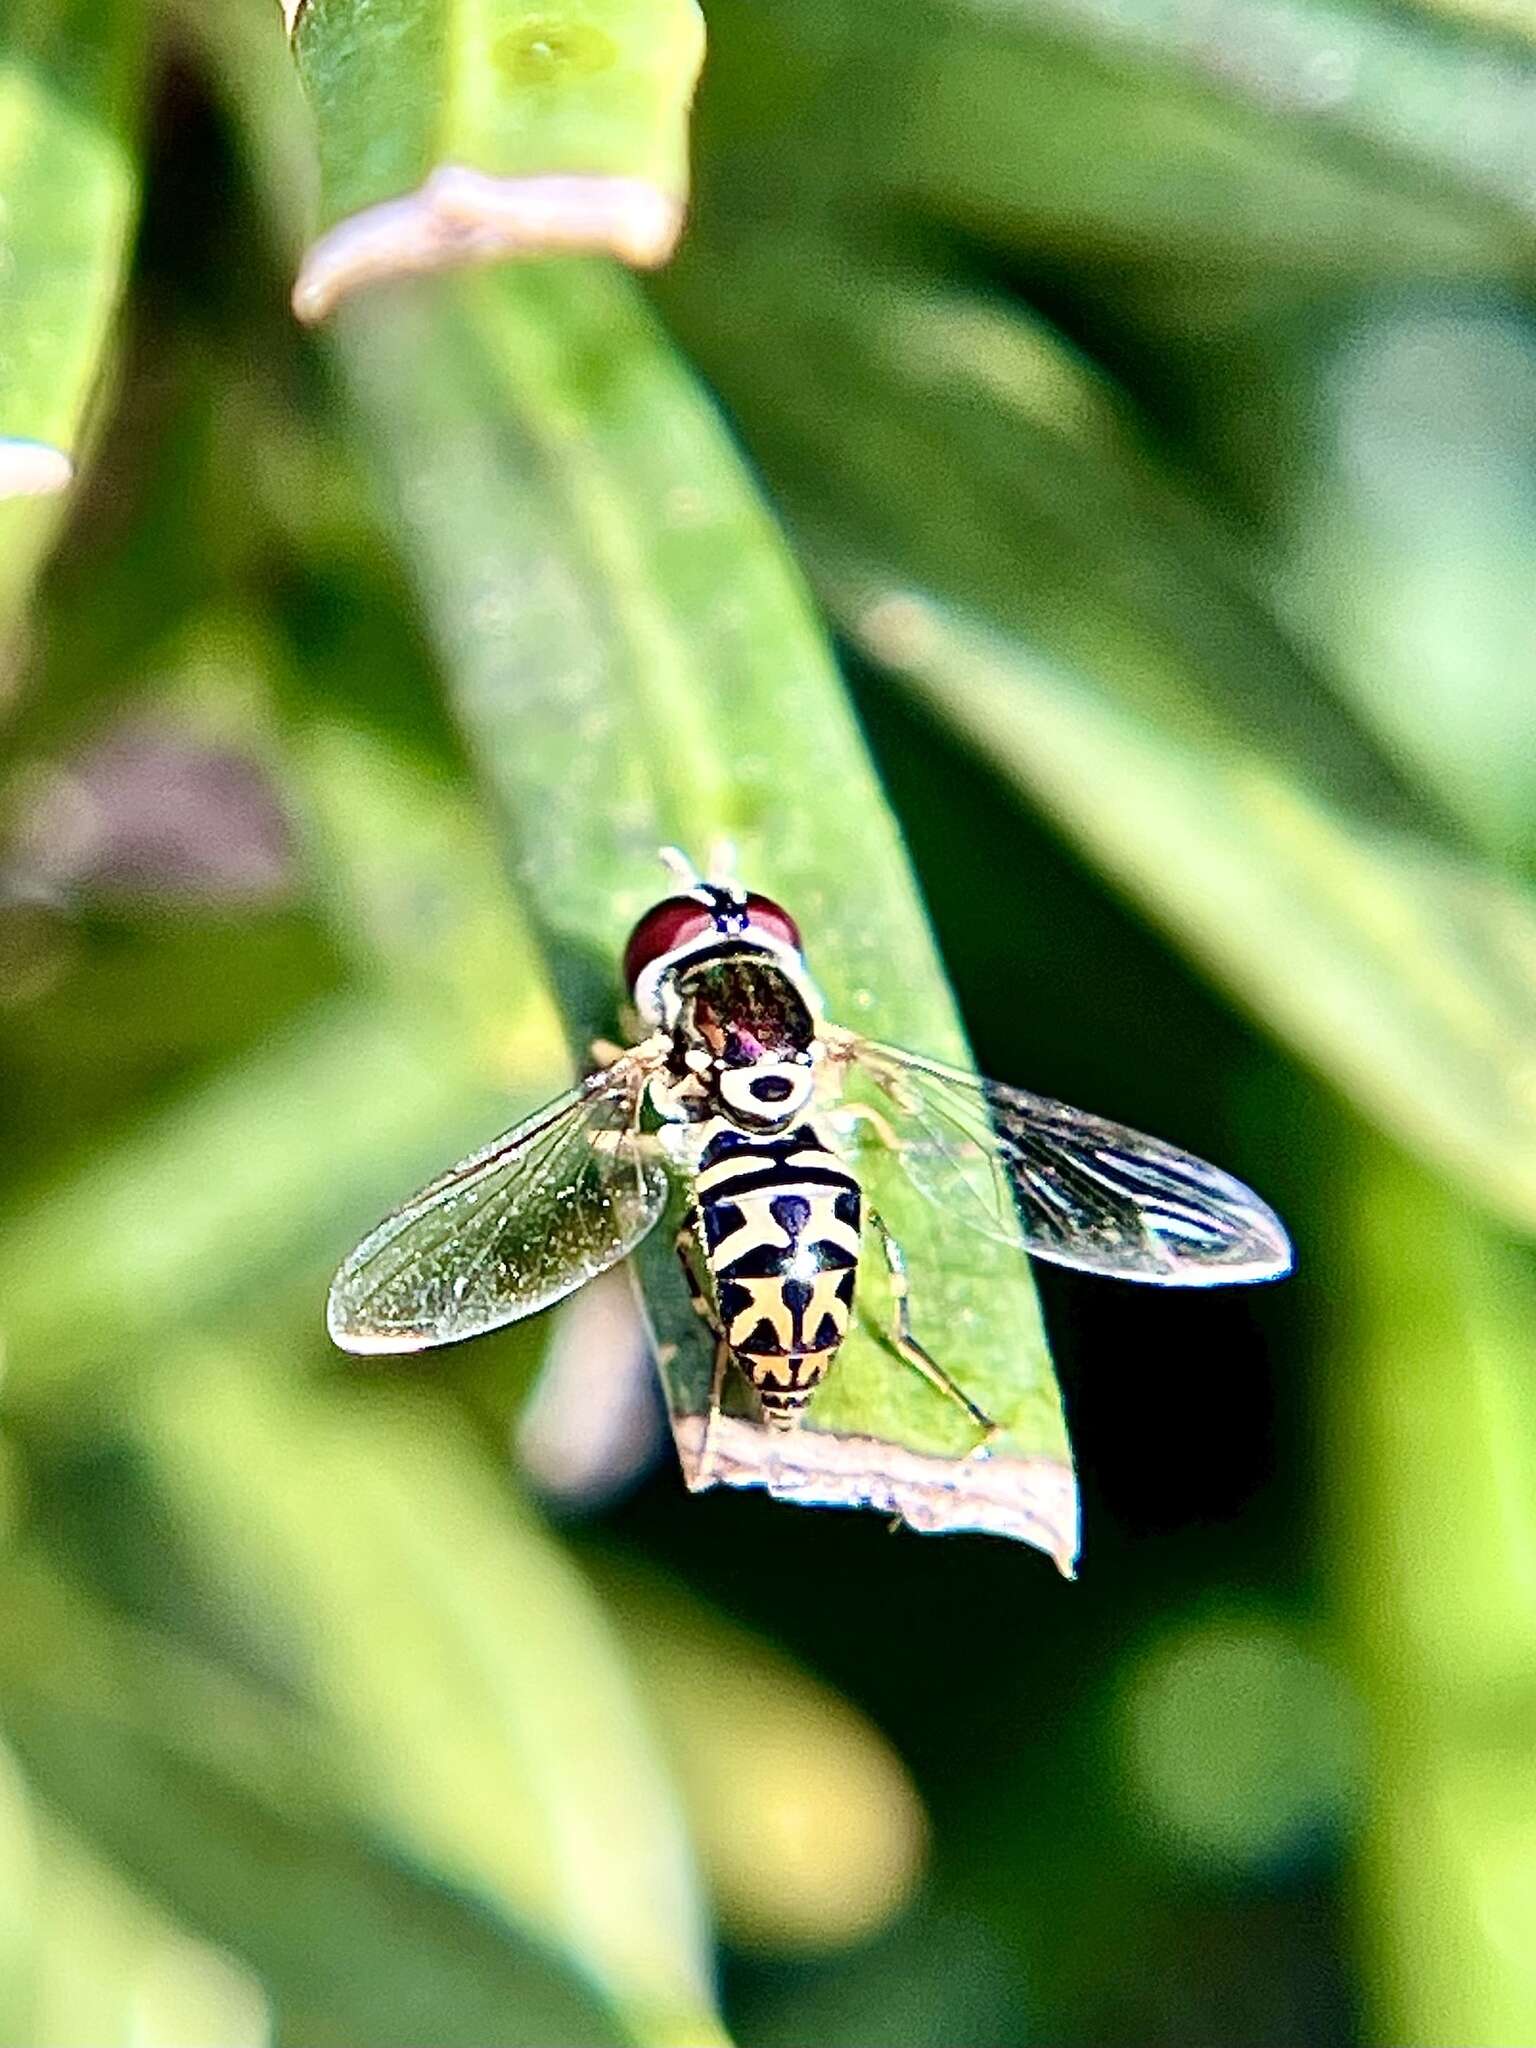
622,897 -> 714,991
743,893 -> 802,953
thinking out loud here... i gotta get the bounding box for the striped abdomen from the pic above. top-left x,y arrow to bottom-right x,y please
694,1117 -> 861,1430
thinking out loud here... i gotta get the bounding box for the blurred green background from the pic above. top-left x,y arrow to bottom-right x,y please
5,0 -> 1536,2042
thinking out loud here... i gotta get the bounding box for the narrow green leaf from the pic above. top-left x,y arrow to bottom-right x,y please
0,0 -> 143,646
0,1736 -> 37,2043
1406,0 -> 1536,46
178,608 -> 569,1066
662,248 -> 1536,1232
587,1553 -> 928,1951
1240,297 -> 1536,870
283,0 -> 705,320
0,503 -> 65,655
128,1354 -> 726,2047
0,995 -> 520,1411
30,1819 -> 271,2048
851,612 -> 1536,1228
326,262 -> 1074,1563
687,0 -> 1536,282
0,0 -> 143,494
914,0 -> 1536,250
1332,1144 -> 1536,2048
0,1565 -> 630,2048
0,606 -> 572,1410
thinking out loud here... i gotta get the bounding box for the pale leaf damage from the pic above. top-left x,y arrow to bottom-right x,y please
292,166 -> 682,323
673,1411 -> 1081,1575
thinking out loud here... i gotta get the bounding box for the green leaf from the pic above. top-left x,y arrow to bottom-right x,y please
0,502 -> 66,651
586,1552 -> 928,1951
0,0 -> 143,495
1229,296 -> 1536,870
1406,0 -> 1536,46
910,0 -> 1536,256
29,1818 -> 271,2048
126,1354 -> 726,2047
0,1565 -> 632,2048
177,608 -> 569,1064
1331,1143 -> 1536,2048
0,0 -> 144,638
0,995 -> 522,1411
325,261 -> 1074,1563
284,0 -> 706,320
0,599 -> 575,1410
685,0 -> 1536,282
0,1735 -> 37,2042
661,246 -> 1536,1233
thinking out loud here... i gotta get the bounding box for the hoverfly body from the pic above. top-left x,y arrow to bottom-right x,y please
328,850 -> 1293,1460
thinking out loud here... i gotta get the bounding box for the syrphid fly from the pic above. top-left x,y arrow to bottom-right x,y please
328,850 -> 1293,1454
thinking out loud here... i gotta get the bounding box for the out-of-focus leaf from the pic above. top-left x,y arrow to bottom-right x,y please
0,0 -> 143,646
1410,0 -> 1536,46
0,996 -> 514,1411
1332,1145 -> 1536,2048
1114,1605 -> 1359,1876
128,1354 -> 726,2047
4,386 -> 232,751
686,0 -> 1536,282
0,602 -> 573,1409
1241,296 -> 1536,869
662,246 -> 1536,1232
587,1554 -> 927,1951
0,0 -> 143,502
30,1818 -> 271,2048
283,0 -> 705,320
0,505 -> 67,657
0,1735 -> 37,2042
149,608 -> 564,1061
516,1267 -> 664,1508
328,262 -> 1075,1562
0,904 -> 341,1158
0,1564 -> 629,2048
917,0 -> 1536,249
737,1903 -> 1029,2048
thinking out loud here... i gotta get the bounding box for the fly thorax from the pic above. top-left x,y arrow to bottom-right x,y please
670,956 -> 818,1131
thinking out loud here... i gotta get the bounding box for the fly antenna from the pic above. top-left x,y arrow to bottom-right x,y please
657,845 -> 703,889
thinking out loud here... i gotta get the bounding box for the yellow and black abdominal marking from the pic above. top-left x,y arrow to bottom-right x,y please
681,1116 -> 861,1429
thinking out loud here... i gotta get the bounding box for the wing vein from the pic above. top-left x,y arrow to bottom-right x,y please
837,1035 -> 1291,1286
327,1061 -> 670,1351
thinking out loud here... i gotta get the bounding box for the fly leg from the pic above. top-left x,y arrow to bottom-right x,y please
675,1211 -> 731,1485
831,1100 -> 1000,1454
868,1208 -> 1001,1457
585,1036 -> 672,1201
827,1099 -> 907,1155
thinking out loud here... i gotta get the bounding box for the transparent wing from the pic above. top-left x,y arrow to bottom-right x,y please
835,1035 -> 1292,1286
328,1063 -> 669,1353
